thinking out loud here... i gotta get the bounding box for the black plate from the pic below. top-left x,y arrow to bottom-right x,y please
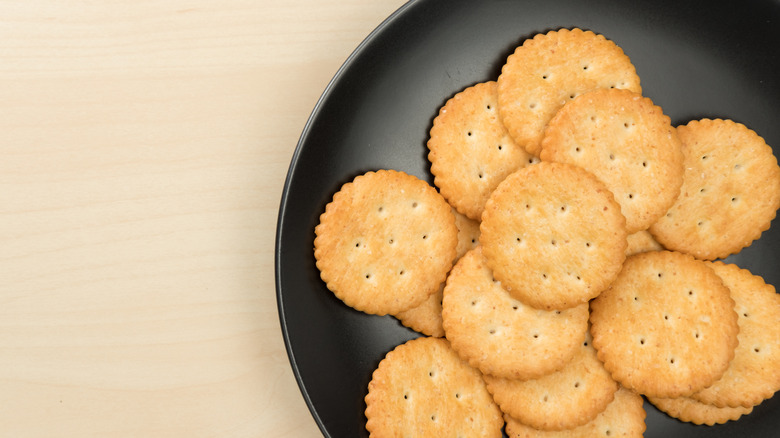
275,0 -> 780,436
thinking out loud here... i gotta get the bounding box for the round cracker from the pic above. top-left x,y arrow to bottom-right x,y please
590,250 -> 739,398
504,387 -> 646,438
497,28 -> 642,156
394,210 -> 480,337
442,247 -> 589,380
428,81 -> 538,221
691,261 -> 780,408
648,396 -> 752,426
649,118 -> 780,260
480,162 -> 627,310
365,337 -> 504,438
539,89 -> 684,233
484,332 -> 618,431
314,170 -> 458,315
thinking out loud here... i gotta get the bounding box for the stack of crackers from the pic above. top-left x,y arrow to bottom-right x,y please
313,28 -> 780,437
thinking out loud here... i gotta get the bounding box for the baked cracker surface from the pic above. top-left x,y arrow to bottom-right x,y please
539,88 -> 683,233
314,169 -> 457,315
480,162 -> 627,310
649,118 -> 780,260
590,250 -> 739,398
364,337 -> 504,437
484,332 -> 618,431
428,81 -> 538,221
497,28 -> 641,156
442,247 -> 588,380
504,387 -> 646,437
691,261 -> 780,408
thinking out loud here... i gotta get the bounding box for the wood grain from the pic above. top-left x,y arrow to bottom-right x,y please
0,1 -> 408,436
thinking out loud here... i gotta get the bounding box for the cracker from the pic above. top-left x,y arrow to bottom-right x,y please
428,81 -> 539,221
649,118 -> 780,259
394,210 -> 480,337
625,230 -> 663,257
480,161 -> 627,310
590,250 -> 739,398
497,28 -> 642,156
504,387 -> 646,437
648,396 -> 752,426
364,337 -> 504,437
691,261 -> 780,408
484,332 -> 618,431
314,170 -> 458,315
539,88 -> 684,232
442,247 -> 589,380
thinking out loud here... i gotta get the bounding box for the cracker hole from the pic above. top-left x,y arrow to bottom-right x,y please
609,84 -> 615,89
471,300 -> 478,306
583,65 -> 589,70
516,237 -> 522,243
695,332 -> 700,339
574,382 -> 580,388
497,144 -> 502,151
529,103 -> 537,109
430,414 -> 437,422
543,395 -> 549,402
642,161 -> 648,167
422,234 -> 428,240
365,274 -> 371,279
569,94 -> 576,99
657,272 -> 663,278
735,164 -> 742,170
585,242 -> 591,248
664,314 -> 670,320
697,221 -> 704,227
455,392 -> 461,399
467,131 -> 472,137
533,333 -> 539,339
576,276 -> 581,280
583,340 -> 588,346
403,393 -> 409,400
688,290 -> 694,296
624,122 -> 630,128
551,239 -> 557,246
560,205 -> 567,212
609,153 -> 615,160
525,204 -> 531,209
512,305 -> 519,311
398,270 -> 405,276
605,430 -> 612,436
575,146 -> 581,152
471,238 -> 476,243
634,296 -> 639,301
355,242 -> 361,248
428,370 -> 436,377
700,188 -> 706,193
639,338 -> 645,345
541,273 -> 548,279
590,116 -> 597,122
731,196 -> 738,203
556,310 -> 562,315
702,155 -> 708,160
489,329 -> 496,335
486,104 -> 492,110
388,238 -> 394,244
670,358 -> 675,364
478,172 -> 484,179
412,202 -> 418,208
743,312 -> 750,318
377,206 -> 383,212
628,193 -> 634,199
542,74 -> 548,80
754,347 -> 761,353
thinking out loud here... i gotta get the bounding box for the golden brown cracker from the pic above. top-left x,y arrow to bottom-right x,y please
691,262 -> 780,408
394,210 -> 480,337
365,337 -> 504,437
484,332 -> 618,431
649,396 -> 752,426
480,162 -> 627,310
649,118 -> 780,259
590,250 -> 739,398
625,231 -> 663,256
504,387 -> 646,437
539,88 -> 684,233
497,28 -> 642,156
442,247 -> 589,380
428,81 -> 539,221
314,170 -> 458,315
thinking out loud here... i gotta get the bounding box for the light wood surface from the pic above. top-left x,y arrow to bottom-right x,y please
0,1 -> 408,436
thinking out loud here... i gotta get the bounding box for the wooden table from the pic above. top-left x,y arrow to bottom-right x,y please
0,1 -> 407,436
